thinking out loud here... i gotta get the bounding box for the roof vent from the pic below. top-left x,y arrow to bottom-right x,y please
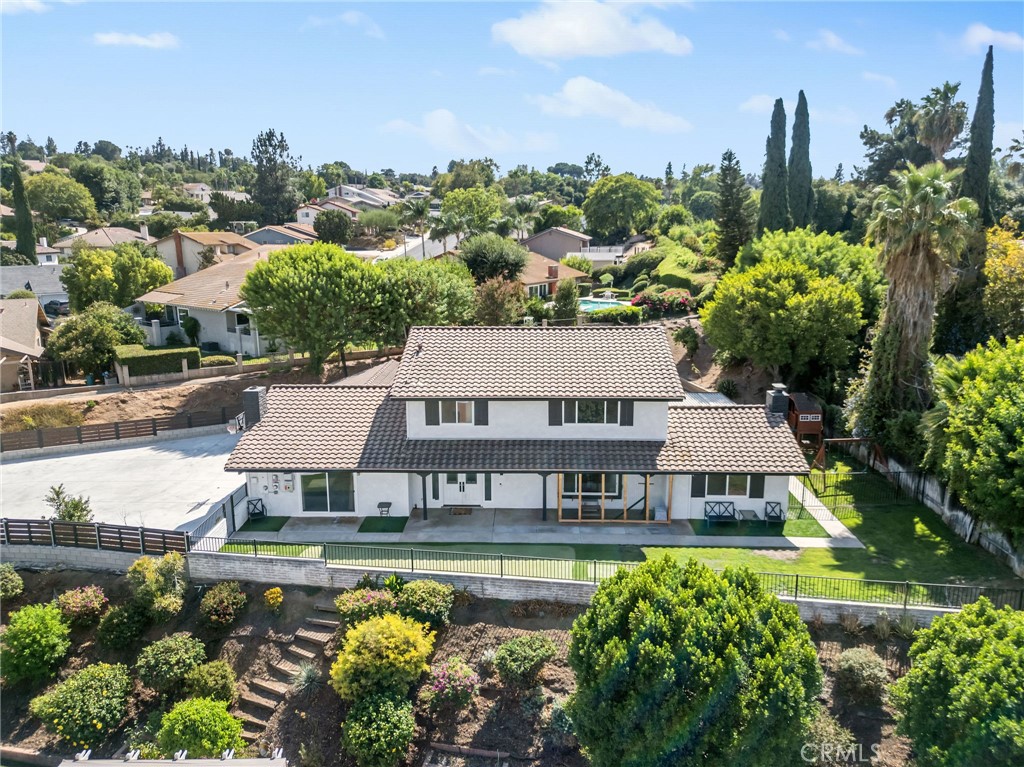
765,382 -> 789,415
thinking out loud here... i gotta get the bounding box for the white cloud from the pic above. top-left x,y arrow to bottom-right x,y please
773,29 -> 791,42
1,0 -> 50,14
93,31 -> 179,49
809,106 -> 859,125
478,66 -> 515,77
304,10 -> 384,39
961,23 -> 1024,53
862,71 -> 897,89
532,76 -> 691,133
492,0 -> 692,60
739,94 -> 776,114
807,29 -> 863,55
382,109 -> 556,155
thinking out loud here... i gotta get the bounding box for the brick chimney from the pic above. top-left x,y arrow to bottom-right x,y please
547,264 -> 559,280
765,383 -> 789,415
242,386 -> 268,429
139,223 -> 149,241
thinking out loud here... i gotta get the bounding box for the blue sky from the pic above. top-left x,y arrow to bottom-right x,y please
3,1 -> 1022,179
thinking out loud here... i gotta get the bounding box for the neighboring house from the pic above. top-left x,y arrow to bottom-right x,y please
217,191 -> 252,203
182,183 -> 213,203
521,227 -> 592,262
521,251 -> 588,299
0,238 -> 62,265
0,298 -> 50,391
21,160 -> 48,174
0,203 -> 14,217
324,184 -> 397,209
226,326 -> 808,522
135,244 -> 285,356
153,230 -> 256,278
0,264 -> 68,307
53,226 -> 154,257
245,223 -> 317,247
296,198 -> 361,227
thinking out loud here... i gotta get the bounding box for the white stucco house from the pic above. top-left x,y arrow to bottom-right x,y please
226,326 -> 808,523
153,230 -> 257,278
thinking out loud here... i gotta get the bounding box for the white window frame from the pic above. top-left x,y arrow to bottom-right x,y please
528,283 -> 549,299
176,307 -> 190,326
441,399 -> 474,425
799,414 -> 822,422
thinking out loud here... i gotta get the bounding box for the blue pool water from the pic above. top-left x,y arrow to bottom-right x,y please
579,298 -> 628,312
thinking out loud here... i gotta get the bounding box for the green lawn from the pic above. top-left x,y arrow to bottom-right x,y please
357,517 -> 409,534
237,516 -> 290,533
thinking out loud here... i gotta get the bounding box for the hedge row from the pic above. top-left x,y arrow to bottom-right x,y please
588,306 -> 643,325
115,345 -> 200,376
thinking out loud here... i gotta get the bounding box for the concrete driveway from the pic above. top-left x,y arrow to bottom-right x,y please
0,432 -> 242,532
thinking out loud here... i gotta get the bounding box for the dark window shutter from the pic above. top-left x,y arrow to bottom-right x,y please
548,400 -> 562,426
475,400 -> 488,425
749,474 -> 765,498
425,399 -> 440,426
563,399 -> 576,424
484,473 -> 492,501
431,473 -> 439,500
619,400 -> 634,426
692,474 -> 706,498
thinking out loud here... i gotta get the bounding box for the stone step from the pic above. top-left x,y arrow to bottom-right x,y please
235,709 -> 269,728
241,730 -> 260,743
286,643 -> 318,661
306,616 -> 340,629
240,690 -> 280,712
251,677 -> 289,698
271,659 -> 300,679
314,602 -> 336,614
294,628 -> 332,646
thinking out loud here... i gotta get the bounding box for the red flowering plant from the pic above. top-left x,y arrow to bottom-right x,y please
334,588 -> 399,627
420,655 -> 478,715
630,288 -> 692,317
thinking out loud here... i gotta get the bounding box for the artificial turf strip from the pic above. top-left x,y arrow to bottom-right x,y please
237,516 -> 289,532
357,516 -> 409,533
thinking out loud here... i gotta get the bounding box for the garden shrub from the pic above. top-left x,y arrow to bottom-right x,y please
802,705 -> 857,766
151,593 -> 185,623
891,599 -> 1024,766
835,648 -> 888,705
588,305 -> 643,325
127,552 -> 187,605
382,573 -> 406,595
621,250 -> 665,284
334,589 -> 398,627
631,287 -> 691,317
156,698 -> 244,758
136,632 -> 207,694
264,587 -> 284,612
30,663 -> 132,749
44,484 -> 93,522
57,585 -> 108,625
200,355 -> 236,368
200,581 -> 247,627
97,601 -> 152,649
715,378 -> 739,399
290,661 -> 324,701
114,344 -> 200,375
329,614 -> 434,701
420,656 -> 478,714
184,660 -> 237,704
566,558 -> 822,767
342,694 -> 415,767
0,562 -> 24,600
494,635 -> 557,691
544,698 -> 577,751
396,580 -> 454,627
592,264 -> 623,287
0,603 -> 71,684
673,325 -> 700,359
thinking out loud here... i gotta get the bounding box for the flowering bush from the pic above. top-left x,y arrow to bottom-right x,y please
127,552 -> 187,605
1,603 -> 70,684
631,287 -> 691,317
57,585 -> 108,625
421,656 -> 478,714
151,593 -> 184,623
330,614 -> 434,701
343,694 -> 415,767
156,698 -> 244,758
97,601 -> 151,649
334,589 -> 398,627
200,581 -> 247,627
264,587 -> 284,613
136,632 -> 206,693
29,663 -> 131,749
0,563 -> 23,601
397,580 -> 454,627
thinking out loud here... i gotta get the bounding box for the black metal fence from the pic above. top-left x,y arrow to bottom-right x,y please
0,407 -> 239,453
189,485 -> 247,542
1,518 -> 188,554
190,537 -> 1024,611
801,470 -> 916,519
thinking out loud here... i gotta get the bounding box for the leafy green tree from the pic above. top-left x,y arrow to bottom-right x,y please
552,278 -> 579,321
208,192 -> 263,230
475,278 -> 525,325
145,211 -> 190,239
357,208 -> 400,236
891,599 -> 1024,767
687,190 -> 717,221
44,484 -> 93,522
583,152 -> 610,182
961,46 -> 995,225
656,204 -> 695,235
582,173 -> 660,243
24,172 -> 98,222
297,170 -> 327,201
71,160 -> 141,213
374,258 -> 475,344
858,98 -> 934,187
91,139 -> 122,162
560,254 -> 593,275
8,144 -> 36,262
313,209 -> 354,245
250,128 -> 299,225
850,163 -> 978,454
787,90 -> 814,228
912,82 -> 968,162
61,244 -> 173,311
439,186 -> 503,235
459,233 -> 528,283
241,243 -> 380,375
715,149 -> 755,267
701,258 -> 862,379
982,219 -> 1024,338
567,558 -> 821,767
921,337 -> 1024,536
46,301 -> 146,377
757,98 -> 790,233
811,180 -> 863,239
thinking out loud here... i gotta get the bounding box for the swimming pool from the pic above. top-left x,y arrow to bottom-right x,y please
579,298 -> 629,312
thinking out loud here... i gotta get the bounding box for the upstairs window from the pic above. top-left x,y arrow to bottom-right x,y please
441,399 -> 474,424
565,399 -> 619,425
425,399 -> 488,426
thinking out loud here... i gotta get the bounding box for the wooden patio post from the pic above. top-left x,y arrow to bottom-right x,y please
623,474 -> 628,517
557,473 -> 563,522
600,474 -> 606,522
667,475 -> 675,523
644,474 -> 651,521
577,475 -> 582,523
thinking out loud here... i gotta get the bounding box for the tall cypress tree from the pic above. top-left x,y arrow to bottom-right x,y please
6,135 -> 36,263
961,45 -> 994,225
787,90 -> 814,228
757,98 -> 790,234
715,149 -> 754,268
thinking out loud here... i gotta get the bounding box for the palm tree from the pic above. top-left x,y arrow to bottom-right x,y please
429,211 -> 462,253
865,162 -> 978,412
491,217 -> 515,238
511,196 -> 540,239
401,197 -> 432,257
912,82 -> 968,161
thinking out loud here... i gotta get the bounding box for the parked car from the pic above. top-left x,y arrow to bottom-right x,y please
43,300 -> 70,316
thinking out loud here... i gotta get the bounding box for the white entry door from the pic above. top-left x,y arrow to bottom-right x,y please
444,472 -> 483,506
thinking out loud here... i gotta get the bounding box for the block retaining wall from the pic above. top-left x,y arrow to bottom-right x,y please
1,544 -> 154,571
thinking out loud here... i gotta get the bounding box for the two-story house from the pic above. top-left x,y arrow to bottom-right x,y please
225,326 -> 808,524
153,230 -> 256,278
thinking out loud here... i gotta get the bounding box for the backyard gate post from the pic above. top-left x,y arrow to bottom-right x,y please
76,426 -> 83,444
139,528 -> 146,555
49,520 -> 56,548
794,574 -> 800,600
592,560 -> 598,584
37,429 -> 44,448
94,523 -> 101,550
152,418 -> 158,436
2,518 -> 9,546
410,548 -> 415,573
500,553 -> 504,578
903,581 -> 910,611
253,540 -> 258,558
